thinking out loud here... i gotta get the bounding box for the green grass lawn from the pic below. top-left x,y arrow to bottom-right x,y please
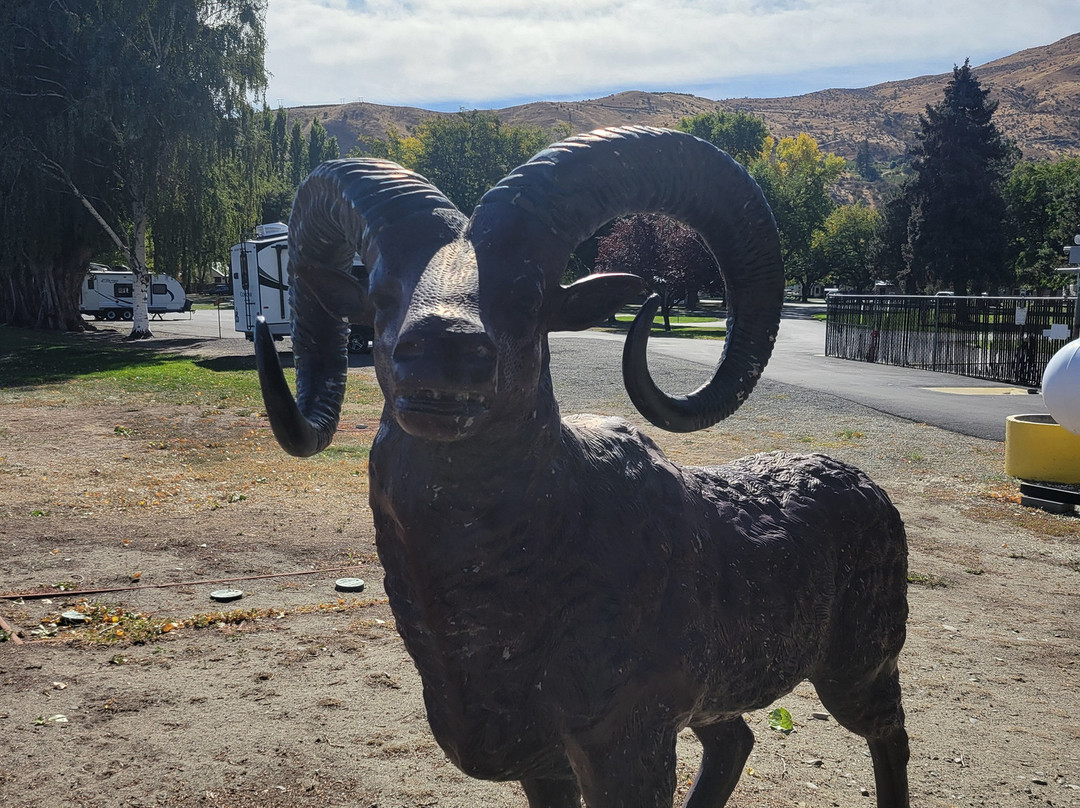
0,326 -> 264,407
598,310 -> 727,340
613,313 -> 719,325
0,325 -> 385,413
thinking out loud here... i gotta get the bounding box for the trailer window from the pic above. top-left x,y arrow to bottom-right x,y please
151,283 -> 168,295
115,284 -> 133,297
87,277 -> 95,289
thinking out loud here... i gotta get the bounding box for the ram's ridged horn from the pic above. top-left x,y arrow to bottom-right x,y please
472,126 -> 784,433
256,159 -> 466,457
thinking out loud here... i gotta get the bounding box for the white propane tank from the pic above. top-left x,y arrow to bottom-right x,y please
1042,337 -> 1080,436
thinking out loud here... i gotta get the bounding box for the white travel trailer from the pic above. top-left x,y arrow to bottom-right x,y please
230,223 -> 373,351
80,264 -> 190,321
231,222 -> 291,339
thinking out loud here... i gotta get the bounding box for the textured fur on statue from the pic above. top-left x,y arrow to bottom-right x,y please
256,127 -> 911,808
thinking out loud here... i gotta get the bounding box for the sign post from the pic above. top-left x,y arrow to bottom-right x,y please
1056,235 -> 1080,339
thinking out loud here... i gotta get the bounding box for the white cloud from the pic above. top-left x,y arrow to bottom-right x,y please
264,0 -> 1080,108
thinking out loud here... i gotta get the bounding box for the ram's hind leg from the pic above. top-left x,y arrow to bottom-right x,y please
521,777 -> 582,808
814,663 -> 909,808
682,717 -> 754,808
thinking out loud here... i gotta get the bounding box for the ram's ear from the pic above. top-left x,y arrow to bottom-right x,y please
302,265 -> 370,323
546,273 -> 644,332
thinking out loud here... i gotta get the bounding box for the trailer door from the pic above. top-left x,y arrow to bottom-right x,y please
270,242 -> 289,323
231,243 -> 256,336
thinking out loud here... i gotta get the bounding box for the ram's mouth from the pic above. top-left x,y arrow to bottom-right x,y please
393,390 -> 492,441
395,390 -> 491,418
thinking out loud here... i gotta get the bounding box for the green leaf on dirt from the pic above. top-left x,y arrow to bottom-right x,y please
768,707 -> 794,734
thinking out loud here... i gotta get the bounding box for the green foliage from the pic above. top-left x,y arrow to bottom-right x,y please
868,63 -> 1020,294
811,204 -> 881,291
0,0 -> 269,329
768,707 -> 794,734
907,571 -> 948,588
904,61 -> 1017,294
288,120 -> 306,186
1005,157 -> 1080,290
307,115 -> 339,173
270,108 -> 289,175
152,106 -> 278,288
750,134 -> 846,299
594,214 -> 722,329
855,139 -> 880,181
675,110 -> 769,166
362,110 -> 551,211
869,188 -> 915,290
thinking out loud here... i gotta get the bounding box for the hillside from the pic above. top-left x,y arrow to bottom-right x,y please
288,32 -> 1080,169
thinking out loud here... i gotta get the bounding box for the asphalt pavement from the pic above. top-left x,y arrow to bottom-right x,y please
551,306 -> 1048,442
120,305 -> 1046,442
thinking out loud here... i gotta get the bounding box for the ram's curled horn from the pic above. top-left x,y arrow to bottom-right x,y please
256,159 -> 466,457
473,125 -> 785,433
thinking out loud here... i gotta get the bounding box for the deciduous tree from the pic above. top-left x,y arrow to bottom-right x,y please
363,111 -> 558,212
811,204 -> 880,292
750,134 -> 846,300
676,111 -> 769,166
594,214 -> 720,330
1005,157 -> 1080,291
0,0 -> 268,334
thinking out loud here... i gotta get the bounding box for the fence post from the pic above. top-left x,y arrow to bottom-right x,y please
932,296 -> 940,371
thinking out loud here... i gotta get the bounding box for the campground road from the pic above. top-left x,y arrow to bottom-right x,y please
123,307 -> 1048,442
125,305 -> 243,341
549,312 -> 1048,442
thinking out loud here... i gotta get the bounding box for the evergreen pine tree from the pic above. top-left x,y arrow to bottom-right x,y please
906,60 -> 1016,294
855,140 -> 879,181
288,121 -> 306,186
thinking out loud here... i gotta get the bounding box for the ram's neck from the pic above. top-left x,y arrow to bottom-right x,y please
376,414 -> 555,486
368,382 -> 565,533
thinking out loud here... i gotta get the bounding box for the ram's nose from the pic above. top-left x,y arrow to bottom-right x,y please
392,321 -> 498,392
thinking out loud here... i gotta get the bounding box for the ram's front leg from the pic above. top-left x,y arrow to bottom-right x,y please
563,718 -> 679,808
521,777 -> 583,808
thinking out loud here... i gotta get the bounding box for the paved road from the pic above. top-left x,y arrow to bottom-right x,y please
550,310 -> 1047,442
767,317 -> 1045,442
121,306 -> 244,341
127,306 -> 1046,442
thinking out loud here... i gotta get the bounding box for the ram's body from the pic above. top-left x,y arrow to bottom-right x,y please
372,416 -> 907,783
256,126 -> 910,807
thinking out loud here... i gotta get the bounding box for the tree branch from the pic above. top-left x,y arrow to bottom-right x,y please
37,153 -> 131,263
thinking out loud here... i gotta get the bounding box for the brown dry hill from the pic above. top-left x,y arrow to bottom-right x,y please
288,32 -> 1080,165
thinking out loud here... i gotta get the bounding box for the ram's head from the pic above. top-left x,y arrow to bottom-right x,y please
256,126 -> 784,451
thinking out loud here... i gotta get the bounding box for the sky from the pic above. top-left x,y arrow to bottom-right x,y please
264,1 -> 1080,111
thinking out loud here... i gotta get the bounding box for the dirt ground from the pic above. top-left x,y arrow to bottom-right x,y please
2,334 -> 1079,808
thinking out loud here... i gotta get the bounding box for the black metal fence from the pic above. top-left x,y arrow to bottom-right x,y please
825,295 -> 1077,388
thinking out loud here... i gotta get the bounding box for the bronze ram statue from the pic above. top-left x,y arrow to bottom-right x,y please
255,126 -> 910,808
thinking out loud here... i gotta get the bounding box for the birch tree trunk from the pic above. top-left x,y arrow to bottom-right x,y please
127,196 -> 153,340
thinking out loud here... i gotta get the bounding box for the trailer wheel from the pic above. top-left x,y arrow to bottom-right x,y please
105,309 -> 119,321
347,333 -> 372,354
121,310 -> 133,321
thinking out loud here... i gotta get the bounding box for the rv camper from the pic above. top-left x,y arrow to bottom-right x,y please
231,222 -> 291,339
230,223 -> 373,352
80,264 -> 190,321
